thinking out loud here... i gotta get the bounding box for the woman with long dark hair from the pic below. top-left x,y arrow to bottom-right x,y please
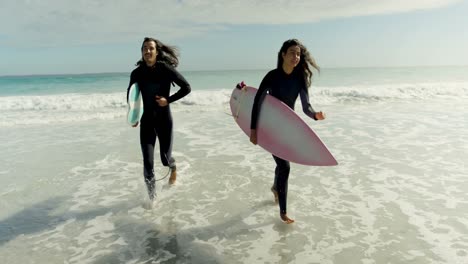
250,39 -> 325,223
127,37 -> 191,203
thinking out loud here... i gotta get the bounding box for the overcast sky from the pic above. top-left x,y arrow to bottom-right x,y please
1,0 -> 467,75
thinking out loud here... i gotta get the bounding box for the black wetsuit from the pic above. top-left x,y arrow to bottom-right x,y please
251,68 -> 318,215
127,62 -> 191,190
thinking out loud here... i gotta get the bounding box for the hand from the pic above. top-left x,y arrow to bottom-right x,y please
132,122 -> 139,127
155,96 -> 168,107
250,129 -> 257,145
315,111 -> 326,120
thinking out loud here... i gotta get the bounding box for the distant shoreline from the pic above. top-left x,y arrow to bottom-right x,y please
1,65 -> 467,78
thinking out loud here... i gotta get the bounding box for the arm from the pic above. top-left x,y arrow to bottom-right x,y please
250,87 -> 268,129
126,71 -> 137,102
166,64 -> 191,104
250,71 -> 274,130
250,72 -> 273,144
300,88 -> 325,120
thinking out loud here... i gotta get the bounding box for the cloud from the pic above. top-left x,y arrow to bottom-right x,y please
0,0 -> 461,46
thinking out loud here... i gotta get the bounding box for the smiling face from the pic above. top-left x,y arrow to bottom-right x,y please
282,45 -> 301,71
141,40 -> 157,66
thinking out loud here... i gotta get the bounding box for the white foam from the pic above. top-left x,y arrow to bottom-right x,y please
316,81 -> 468,103
1,90 -> 467,263
1,82 -> 467,127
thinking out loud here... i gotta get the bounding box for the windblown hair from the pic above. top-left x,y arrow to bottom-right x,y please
136,37 -> 179,67
277,39 -> 320,87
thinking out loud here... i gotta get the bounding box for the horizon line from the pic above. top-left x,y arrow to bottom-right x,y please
1,64 -> 467,78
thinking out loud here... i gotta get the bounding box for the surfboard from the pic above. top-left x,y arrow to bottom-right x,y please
230,85 -> 338,166
127,83 -> 144,126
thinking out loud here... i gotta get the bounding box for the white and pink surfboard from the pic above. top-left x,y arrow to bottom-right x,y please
230,85 -> 337,166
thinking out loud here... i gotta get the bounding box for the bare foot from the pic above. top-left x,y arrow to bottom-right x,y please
280,214 -> 295,224
271,187 -> 279,204
169,168 -> 177,185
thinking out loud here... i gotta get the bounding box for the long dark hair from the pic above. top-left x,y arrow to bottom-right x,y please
136,37 -> 180,67
277,39 -> 319,88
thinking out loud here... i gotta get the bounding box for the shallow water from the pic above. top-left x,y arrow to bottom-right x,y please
1,68 -> 467,263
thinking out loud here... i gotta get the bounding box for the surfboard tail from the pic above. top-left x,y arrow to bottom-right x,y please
236,81 -> 246,89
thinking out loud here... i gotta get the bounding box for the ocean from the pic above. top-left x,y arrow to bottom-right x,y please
0,66 -> 467,264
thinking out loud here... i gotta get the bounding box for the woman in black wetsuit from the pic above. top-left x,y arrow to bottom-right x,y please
127,37 -> 191,202
250,39 -> 325,224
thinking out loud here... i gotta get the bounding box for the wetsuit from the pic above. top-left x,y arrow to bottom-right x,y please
251,68 -> 318,215
127,62 -> 191,195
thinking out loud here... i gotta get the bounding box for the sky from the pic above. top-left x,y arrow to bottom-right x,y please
0,0 -> 467,75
